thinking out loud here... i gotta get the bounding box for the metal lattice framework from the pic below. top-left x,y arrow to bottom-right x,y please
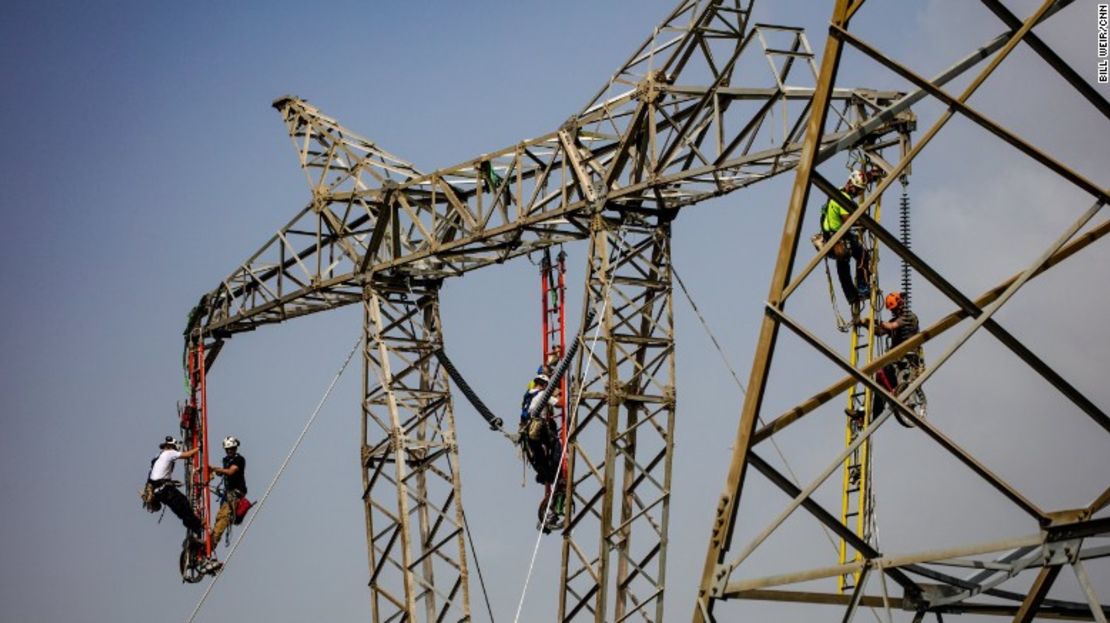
191,2 -> 911,339
176,1 -> 1106,622
360,283 -> 471,622
560,213 -> 676,622
695,1 -> 1110,622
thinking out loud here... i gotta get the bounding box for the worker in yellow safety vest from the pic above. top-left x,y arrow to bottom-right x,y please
820,169 -> 874,307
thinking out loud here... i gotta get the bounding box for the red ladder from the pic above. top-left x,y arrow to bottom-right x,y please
540,250 -> 568,475
183,345 -> 214,561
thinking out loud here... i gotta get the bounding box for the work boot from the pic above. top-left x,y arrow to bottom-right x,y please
543,512 -> 562,533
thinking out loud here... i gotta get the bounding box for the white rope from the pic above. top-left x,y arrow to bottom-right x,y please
184,334 -> 362,623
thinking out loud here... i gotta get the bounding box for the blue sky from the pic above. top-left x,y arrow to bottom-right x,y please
1,1 -> 1107,622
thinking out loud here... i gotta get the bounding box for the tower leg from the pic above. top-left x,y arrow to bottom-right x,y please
559,214 -> 676,623
361,282 -> 471,622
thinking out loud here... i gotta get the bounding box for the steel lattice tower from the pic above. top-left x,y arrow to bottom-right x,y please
180,1 -> 1108,622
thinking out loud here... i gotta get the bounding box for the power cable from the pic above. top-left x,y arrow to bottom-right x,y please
460,506 -> 497,623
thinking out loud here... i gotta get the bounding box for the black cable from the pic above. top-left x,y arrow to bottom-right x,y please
433,349 -> 504,431
526,307 -> 596,420
460,506 -> 497,623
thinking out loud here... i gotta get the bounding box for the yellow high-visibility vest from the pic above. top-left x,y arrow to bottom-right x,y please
822,196 -> 851,233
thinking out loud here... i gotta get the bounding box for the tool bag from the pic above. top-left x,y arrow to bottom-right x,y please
140,481 -> 162,513
234,496 -> 253,525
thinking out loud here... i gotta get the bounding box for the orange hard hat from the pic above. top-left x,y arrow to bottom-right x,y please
884,291 -> 903,311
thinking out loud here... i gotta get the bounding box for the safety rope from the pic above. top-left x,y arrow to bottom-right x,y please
822,256 -> 853,333
184,334 -> 362,623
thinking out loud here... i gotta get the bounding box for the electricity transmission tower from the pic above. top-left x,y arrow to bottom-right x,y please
180,1 -> 1108,622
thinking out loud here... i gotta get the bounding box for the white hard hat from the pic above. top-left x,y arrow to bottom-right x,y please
533,374 -> 551,385
222,435 -> 240,450
846,170 -> 867,193
163,436 -> 182,450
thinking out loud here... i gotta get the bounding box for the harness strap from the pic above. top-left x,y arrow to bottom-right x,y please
149,479 -> 181,494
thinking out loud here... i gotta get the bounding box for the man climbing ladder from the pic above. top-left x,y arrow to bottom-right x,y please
861,291 -> 925,427
818,169 -> 879,308
518,248 -> 569,533
520,372 -> 565,532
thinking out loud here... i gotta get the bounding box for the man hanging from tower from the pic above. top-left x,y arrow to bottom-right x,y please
203,434 -> 249,575
147,436 -> 204,536
519,363 -> 566,533
144,436 -> 221,574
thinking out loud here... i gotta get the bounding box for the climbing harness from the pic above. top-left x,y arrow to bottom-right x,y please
875,329 -> 928,428
140,480 -> 162,514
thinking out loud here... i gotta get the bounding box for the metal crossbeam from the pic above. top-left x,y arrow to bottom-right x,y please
188,1 -> 911,343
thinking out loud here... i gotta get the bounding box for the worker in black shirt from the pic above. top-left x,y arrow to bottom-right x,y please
210,435 -> 248,547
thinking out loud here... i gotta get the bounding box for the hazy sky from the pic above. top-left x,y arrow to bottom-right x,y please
1,1 -> 1106,622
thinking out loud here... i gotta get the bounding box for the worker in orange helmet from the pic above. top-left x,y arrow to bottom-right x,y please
849,291 -> 921,424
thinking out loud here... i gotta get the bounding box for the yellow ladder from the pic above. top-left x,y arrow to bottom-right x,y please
838,196 -> 881,593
